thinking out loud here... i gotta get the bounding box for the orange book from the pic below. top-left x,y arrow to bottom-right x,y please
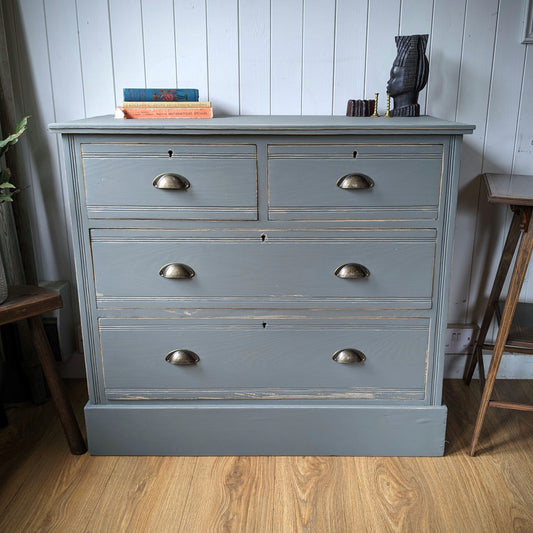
117,107 -> 213,119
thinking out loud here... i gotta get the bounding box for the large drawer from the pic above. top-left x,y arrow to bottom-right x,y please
81,143 -> 258,220
99,317 -> 430,401
267,143 -> 443,220
91,229 -> 436,309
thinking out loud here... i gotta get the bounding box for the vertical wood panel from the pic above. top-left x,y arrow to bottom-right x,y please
399,0 -> 434,114
332,0 -> 368,115
41,0 -> 84,281
174,0 -> 208,100
44,0 -> 85,121
483,1 -> 526,175
514,46 -> 533,302
399,0 -> 434,35
239,0 -> 271,114
77,0 -> 116,115
426,0 -> 468,318
449,0 -> 499,322
513,46 -> 533,175
14,0 -> 70,280
206,0 -> 240,116
301,0 -> 336,115
480,2 -> 528,299
365,0 -> 400,112
109,0 -> 145,104
271,0 -> 303,114
425,0 -> 466,121
142,0 -> 177,87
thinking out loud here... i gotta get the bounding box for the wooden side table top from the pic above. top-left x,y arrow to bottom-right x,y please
0,285 -> 62,326
483,173 -> 533,206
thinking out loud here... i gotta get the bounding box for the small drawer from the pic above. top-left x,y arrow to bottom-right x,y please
99,317 -> 430,401
81,143 -> 258,220
267,143 -> 443,220
91,229 -> 436,309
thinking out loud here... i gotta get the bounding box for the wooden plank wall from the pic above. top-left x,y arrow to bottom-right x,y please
2,0 -> 532,368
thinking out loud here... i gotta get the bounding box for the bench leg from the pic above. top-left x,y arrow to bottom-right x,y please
464,209 -> 522,384
27,316 -> 87,455
469,216 -> 533,456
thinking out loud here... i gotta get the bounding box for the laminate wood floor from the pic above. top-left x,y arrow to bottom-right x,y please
0,379 -> 532,532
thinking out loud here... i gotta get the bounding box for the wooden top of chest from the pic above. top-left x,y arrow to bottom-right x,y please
50,115 -> 475,136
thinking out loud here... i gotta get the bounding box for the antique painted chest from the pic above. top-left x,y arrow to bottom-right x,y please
51,116 -> 474,455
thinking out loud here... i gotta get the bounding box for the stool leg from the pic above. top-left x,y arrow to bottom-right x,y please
464,209 -> 523,384
27,316 -> 87,455
469,220 -> 533,456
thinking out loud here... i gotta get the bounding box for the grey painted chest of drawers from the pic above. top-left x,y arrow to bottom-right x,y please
51,115 -> 474,456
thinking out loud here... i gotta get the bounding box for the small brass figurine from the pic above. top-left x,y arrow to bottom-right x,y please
386,34 -> 429,117
384,93 -> 391,117
371,93 -> 379,117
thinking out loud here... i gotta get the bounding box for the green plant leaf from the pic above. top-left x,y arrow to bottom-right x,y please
0,115 -> 30,158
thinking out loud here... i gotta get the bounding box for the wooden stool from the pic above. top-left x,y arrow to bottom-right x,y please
0,285 -> 87,454
464,173 -> 533,456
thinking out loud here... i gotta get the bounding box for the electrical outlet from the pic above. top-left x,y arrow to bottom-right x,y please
445,324 -> 478,354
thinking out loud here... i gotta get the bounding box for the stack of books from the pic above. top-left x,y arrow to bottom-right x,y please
115,88 -> 213,119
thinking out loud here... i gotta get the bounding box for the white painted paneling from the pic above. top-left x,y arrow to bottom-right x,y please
426,0 -> 466,121
425,0 -> 468,321
301,0 -> 335,115
109,0 -> 145,104
142,0 -> 177,88
77,0 -> 116,115
206,0 -> 240,116
399,0 -> 434,35
478,1 -> 527,299
5,0 -> 533,375
271,0 -> 303,114
514,46 -> 533,174
484,1 -> 527,175
174,0 -> 208,101
239,0 -> 270,114
44,0 -> 85,121
12,0 -> 71,281
443,0 -> 499,324
365,0 -> 401,113
332,0 -> 368,115
399,0 -> 434,114
41,0 -> 83,282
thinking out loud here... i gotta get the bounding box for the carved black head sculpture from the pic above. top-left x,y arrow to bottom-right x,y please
386,34 -> 429,117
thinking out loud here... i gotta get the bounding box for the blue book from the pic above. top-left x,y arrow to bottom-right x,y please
123,88 -> 199,102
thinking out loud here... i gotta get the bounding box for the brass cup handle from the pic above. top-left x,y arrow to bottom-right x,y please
334,263 -> 370,279
152,173 -> 190,190
332,349 -> 366,364
165,349 -> 200,365
336,173 -> 374,190
159,263 -> 195,279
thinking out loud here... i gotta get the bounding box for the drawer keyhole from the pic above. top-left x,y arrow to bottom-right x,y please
260,233 -> 267,242
262,322 -> 267,328
353,150 -> 358,158
168,149 -> 173,158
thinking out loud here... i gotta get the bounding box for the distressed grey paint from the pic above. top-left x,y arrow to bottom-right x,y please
85,404 -> 448,456
52,115 -> 473,456
99,317 -> 430,401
